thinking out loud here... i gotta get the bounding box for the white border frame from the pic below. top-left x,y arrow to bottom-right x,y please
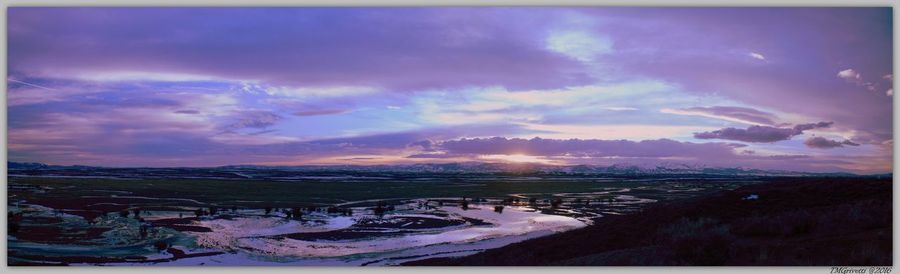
1,1 -> 895,273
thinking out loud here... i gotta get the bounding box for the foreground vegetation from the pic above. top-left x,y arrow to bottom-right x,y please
406,177 -> 891,266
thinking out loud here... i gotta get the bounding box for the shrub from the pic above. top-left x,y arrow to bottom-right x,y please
817,199 -> 889,231
8,212 -> 21,234
657,218 -> 735,265
733,210 -> 816,237
9,222 -> 20,234
846,241 -> 891,266
373,205 -> 386,217
154,240 -> 169,251
550,199 -> 563,209
327,206 -> 341,214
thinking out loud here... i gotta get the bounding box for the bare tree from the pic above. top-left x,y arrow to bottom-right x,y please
551,198 -> 563,209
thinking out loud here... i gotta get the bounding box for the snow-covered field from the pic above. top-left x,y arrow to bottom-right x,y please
8,197 -> 591,266
114,202 -> 586,266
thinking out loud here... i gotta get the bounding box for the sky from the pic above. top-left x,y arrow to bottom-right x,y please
6,7 -> 893,173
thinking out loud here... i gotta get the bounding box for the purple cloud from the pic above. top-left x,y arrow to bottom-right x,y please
804,137 -> 861,149
406,153 -> 459,159
8,8 -> 592,91
837,69 -> 862,83
792,121 -> 834,131
407,140 -> 435,151
586,8 -> 892,145
4,8 -> 892,174
694,122 -> 832,143
664,106 -> 779,125
432,137 -> 742,158
401,136 -> 870,173
293,109 -> 348,117
174,109 -> 200,114
766,154 -> 811,160
837,68 -> 886,93
224,111 -> 282,131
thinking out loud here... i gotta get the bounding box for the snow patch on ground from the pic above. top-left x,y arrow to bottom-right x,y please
191,204 -> 584,259
192,215 -> 355,251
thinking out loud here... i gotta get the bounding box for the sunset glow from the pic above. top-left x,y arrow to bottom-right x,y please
6,7 -> 892,173
480,154 -> 558,165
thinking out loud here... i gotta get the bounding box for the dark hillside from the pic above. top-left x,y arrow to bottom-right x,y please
406,177 -> 892,266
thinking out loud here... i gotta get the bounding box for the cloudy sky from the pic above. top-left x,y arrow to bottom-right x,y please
7,7 -> 893,173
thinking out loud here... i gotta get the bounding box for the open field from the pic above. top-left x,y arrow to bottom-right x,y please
9,173 -> 759,210
8,170 -> 770,266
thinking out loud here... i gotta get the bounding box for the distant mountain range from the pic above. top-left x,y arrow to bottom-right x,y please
219,162 -> 867,177
8,161 -> 881,178
7,162 -> 50,170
